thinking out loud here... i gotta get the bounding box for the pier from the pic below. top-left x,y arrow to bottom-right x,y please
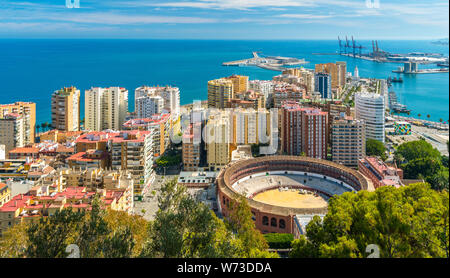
223,52 -> 308,71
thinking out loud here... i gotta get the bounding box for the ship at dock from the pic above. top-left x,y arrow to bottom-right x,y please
389,90 -> 410,114
387,76 -> 403,84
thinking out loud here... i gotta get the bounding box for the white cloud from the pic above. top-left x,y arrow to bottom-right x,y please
118,0 -> 315,10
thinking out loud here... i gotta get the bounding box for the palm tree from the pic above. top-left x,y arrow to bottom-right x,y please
417,113 -> 421,119
36,124 -> 40,135
439,118 -> 443,128
427,114 -> 431,122
41,122 -> 48,132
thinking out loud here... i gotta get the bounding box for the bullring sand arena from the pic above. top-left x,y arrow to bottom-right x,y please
217,156 -> 372,234
252,188 -> 328,209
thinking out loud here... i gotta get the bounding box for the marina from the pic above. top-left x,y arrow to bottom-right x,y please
389,90 -> 411,114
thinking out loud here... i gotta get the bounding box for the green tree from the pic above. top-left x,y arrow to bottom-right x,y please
289,183 -> 449,258
366,139 -> 387,160
22,196 -> 136,258
141,178 -> 243,258
25,208 -> 84,258
141,179 -> 277,258
396,140 -> 441,162
402,157 -> 443,180
225,196 -> 272,257
426,168 -> 449,191
0,222 -> 29,258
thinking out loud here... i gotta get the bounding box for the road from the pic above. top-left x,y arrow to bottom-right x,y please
133,173 -> 179,221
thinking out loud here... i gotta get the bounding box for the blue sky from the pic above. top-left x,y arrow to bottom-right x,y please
0,0 -> 448,39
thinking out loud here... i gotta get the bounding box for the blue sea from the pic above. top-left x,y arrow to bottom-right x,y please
0,39 -> 448,124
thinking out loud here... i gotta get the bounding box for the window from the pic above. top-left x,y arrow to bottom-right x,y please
279,219 -> 286,229
270,217 -> 277,227
262,216 -> 269,226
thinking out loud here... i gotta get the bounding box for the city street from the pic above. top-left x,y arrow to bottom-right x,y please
133,174 -> 179,221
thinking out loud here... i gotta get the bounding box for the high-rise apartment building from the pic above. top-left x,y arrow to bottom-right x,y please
355,92 -> 385,143
51,86 -> 80,131
85,87 -> 129,131
135,86 -> 180,119
182,123 -> 202,171
135,95 -> 164,118
314,72 -> 332,99
226,75 -> 249,94
273,82 -> 304,108
315,62 -> 347,91
206,111 -> 232,171
336,61 -> 347,88
228,90 -> 266,110
75,130 -> 154,196
122,113 -> 171,159
249,80 -> 274,100
0,113 -> 25,154
331,116 -> 365,167
0,102 -> 36,144
207,78 -> 234,109
281,103 -> 328,159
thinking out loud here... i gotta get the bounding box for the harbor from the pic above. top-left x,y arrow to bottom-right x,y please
223,51 -> 308,71
337,36 -> 449,65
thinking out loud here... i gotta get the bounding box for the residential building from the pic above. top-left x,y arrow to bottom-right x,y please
314,72 -> 332,99
0,183 -> 132,236
123,113 -> 171,159
331,116 -> 365,167
355,92 -> 385,143
207,78 -> 234,109
0,102 -> 36,144
228,90 -> 266,110
51,86 -> 80,131
315,62 -> 346,91
67,149 -> 109,169
226,74 -> 249,94
0,113 -> 25,154
336,61 -> 347,88
8,142 -> 75,159
135,86 -> 180,119
249,80 -> 274,101
358,157 -> 403,189
35,168 -> 134,212
135,95 -> 164,118
206,111 -> 232,171
273,82 -> 304,108
182,123 -> 202,171
0,183 -> 10,208
108,130 -> 153,196
85,87 -> 129,131
281,102 -> 328,159
39,130 -> 84,144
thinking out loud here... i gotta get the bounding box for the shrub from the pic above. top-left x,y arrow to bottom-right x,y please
263,233 -> 294,249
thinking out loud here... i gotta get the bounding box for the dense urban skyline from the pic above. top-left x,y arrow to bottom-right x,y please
0,0 -> 449,39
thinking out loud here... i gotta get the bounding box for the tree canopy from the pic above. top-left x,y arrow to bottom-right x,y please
396,140 -> 448,191
366,139 -> 387,160
396,140 -> 441,162
289,183 -> 449,258
140,178 -> 277,258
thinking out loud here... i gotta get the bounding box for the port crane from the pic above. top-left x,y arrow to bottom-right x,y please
338,36 -> 366,56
